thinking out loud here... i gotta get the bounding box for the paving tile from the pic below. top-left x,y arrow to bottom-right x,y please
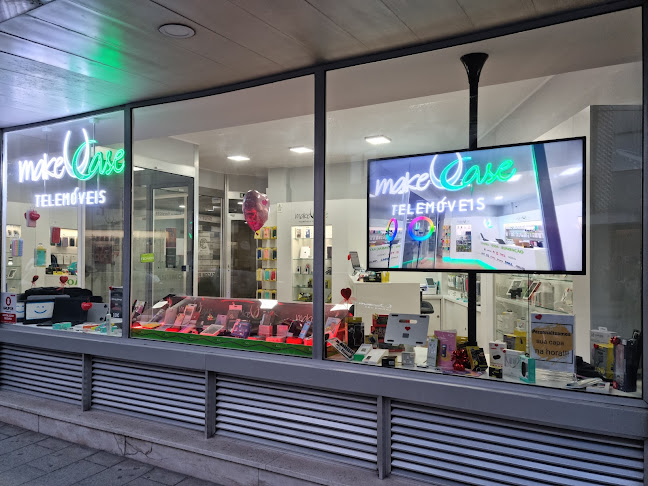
0,432 -> 48,455
0,464 -> 47,486
140,467 -> 187,485
0,444 -> 53,473
176,478 -> 221,486
74,458 -> 153,486
126,478 -> 167,486
86,450 -> 126,467
21,459 -> 106,486
28,444 -> 96,473
36,437 -> 72,452
0,424 -> 27,437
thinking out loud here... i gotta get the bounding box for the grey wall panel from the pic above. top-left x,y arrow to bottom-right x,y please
215,376 -> 378,469
0,344 -> 82,404
391,401 -> 643,486
91,358 -> 206,431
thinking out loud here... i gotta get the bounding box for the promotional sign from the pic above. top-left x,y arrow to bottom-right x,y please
1,293 -> 17,324
530,313 -> 575,373
140,253 -> 155,263
367,138 -> 584,272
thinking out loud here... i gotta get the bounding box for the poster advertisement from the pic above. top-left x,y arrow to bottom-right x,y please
530,313 -> 575,373
1,293 -> 16,323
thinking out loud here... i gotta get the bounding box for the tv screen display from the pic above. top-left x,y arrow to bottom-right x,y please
367,137 -> 585,273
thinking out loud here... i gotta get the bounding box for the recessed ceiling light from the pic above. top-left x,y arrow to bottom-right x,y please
495,195 -> 503,200
365,135 -> 391,145
560,167 -> 582,176
508,174 -> 522,182
179,205 -> 185,209
133,167 -> 145,172
290,146 -> 313,154
159,24 -> 196,39
227,155 -> 250,162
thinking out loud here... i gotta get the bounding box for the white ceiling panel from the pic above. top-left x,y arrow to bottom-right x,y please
0,0 -> 622,128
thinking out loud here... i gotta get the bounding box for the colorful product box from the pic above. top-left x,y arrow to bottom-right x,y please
489,341 -> 506,378
592,343 -> 614,380
520,355 -> 536,383
504,331 -> 527,352
434,330 -> 457,370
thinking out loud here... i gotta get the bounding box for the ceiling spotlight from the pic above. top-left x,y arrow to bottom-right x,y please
560,167 -> 582,176
508,174 -> 522,182
179,204 -> 186,209
159,24 -> 196,39
133,167 -> 145,172
290,146 -> 313,154
495,195 -> 503,200
227,155 -> 250,162
365,135 -> 391,145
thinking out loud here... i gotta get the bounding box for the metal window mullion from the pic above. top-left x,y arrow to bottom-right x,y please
82,354 -> 92,411
377,396 -> 391,479
642,3 -> 648,407
312,69 -> 326,361
122,107 -> 133,340
205,370 -> 217,438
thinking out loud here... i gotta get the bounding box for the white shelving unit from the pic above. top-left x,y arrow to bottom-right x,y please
292,225 -> 332,302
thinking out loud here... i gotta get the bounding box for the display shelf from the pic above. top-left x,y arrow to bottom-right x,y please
256,226 -> 279,299
292,224 -> 333,302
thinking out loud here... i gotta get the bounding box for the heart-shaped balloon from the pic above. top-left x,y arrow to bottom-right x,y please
81,302 -> 93,311
60,276 -> 68,284
341,288 -> 352,301
32,275 -> 39,284
242,190 -> 269,232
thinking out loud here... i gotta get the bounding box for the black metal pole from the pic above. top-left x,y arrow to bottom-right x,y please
461,53 -> 488,347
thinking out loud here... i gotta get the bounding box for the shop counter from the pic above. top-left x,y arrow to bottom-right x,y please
478,241 -> 548,270
348,279 -> 420,332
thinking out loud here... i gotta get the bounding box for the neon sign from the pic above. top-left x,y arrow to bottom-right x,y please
408,216 -> 434,242
370,154 -> 516,196
17,129 -> 125,183
386,218 -> 398,242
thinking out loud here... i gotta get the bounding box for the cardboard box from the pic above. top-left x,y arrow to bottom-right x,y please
434,330 -> 457,370
503,331 -> 527,352
489,341 -> 506,378
592,343 -> 614,380
502,349 -> 525,380
520,355 -> 536,383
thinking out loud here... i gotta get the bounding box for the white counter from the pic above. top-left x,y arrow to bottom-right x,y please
478,241 -> 548,271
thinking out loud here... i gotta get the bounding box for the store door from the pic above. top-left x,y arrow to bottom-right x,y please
132,170 -> 194,306
197,190 -> 223,297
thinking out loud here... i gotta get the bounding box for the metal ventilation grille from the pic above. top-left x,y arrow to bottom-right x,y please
215,376 -> 378,469
91,358 -> 205,431
391,402 -> 644,486
0,344 -> 82,403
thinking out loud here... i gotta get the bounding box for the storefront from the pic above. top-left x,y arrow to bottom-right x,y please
0,3 -> 646,485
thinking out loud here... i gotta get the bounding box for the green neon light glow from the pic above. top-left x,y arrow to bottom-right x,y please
439,157 -> 516,191
71,140 -> 126,181
441,256 -> 496,270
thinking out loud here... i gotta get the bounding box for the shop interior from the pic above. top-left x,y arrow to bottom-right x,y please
1,10 -> 642,396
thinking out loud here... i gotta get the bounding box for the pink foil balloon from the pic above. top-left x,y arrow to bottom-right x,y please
242,190 -> 269,232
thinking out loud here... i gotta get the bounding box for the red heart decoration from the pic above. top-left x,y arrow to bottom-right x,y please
341,288 -> 352,301
347,254 -> 351,260
32,275 -> 39,283
81,302 -> 92,311
405,326 -> 411,331
242,190 -> 269,232
59,276 -> 68,284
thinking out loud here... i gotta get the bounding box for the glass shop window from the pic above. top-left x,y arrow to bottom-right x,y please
323,9 -> 643,398
130,76 -> 340,355
2,111 -> 125,336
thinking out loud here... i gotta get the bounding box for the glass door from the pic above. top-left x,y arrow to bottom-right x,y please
132,170 -> 194,308
197,190 -> 223,297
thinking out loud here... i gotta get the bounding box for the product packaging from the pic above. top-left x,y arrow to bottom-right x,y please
465,346 -> 488,371
489,341 -> 506,378
590,327 -> 615,364
520,355 -> 536,383
434,330 -> 457,369
503,332 -> 527,352
592,343 -> 614,380
427,337 -> 439,367
502,349 -> 525,380
612,332 -> 641,392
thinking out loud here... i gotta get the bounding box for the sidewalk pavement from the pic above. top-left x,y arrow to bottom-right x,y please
0,421 -> 222,486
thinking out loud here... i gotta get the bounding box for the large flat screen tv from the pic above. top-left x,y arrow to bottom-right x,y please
367,137 -> 585,274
